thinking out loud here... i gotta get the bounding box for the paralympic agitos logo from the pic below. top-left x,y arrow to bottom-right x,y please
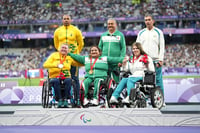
80,114 -> 91,123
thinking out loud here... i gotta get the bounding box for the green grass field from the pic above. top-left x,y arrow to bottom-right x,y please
0,78 -> 43,86
0,75 -> 200,86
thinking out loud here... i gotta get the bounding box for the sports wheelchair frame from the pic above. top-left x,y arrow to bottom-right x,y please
41,73 -> 78,108
110,70 -> 164,109
80,76 -> 116,108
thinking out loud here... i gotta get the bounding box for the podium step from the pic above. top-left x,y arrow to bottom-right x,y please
0,107 -> 199,126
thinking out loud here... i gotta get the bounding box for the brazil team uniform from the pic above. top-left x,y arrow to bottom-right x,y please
54,25 -> 84,104
43,52 -> 82,100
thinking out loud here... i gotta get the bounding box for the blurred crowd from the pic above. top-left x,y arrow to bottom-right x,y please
164,44 -> 200,68
1,0 -> 199,21
0,0 -> 200,29
0,48 -> 45,72
0,44 -> 199,74
0,0 -> 199,74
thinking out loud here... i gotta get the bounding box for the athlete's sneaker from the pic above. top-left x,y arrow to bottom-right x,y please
63,99 -> 68,108
122,96 -> 130,104
57,99 -> 63,108
109,96 -> 118,103
91,98 -> 99,106
83,98 -> 89,106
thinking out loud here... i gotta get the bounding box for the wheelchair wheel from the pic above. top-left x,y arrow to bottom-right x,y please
106,87 -> 113,108
70,80 -> 78,107
41,80 -> 50,108
151,86 -> 164,109
107,78 -> 116,90
106,79 -> 115,108
41,81 -> 46,108
80,86 -> 85,107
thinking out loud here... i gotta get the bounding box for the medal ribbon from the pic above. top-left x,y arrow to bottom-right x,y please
90,57 -> 98,71
60,54 -> 66,64
132,55 -> 141,63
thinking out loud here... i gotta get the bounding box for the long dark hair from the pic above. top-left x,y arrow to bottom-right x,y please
132,42 -> 147,56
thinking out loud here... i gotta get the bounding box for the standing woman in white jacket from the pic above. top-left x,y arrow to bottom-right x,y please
110,42 -> 155,104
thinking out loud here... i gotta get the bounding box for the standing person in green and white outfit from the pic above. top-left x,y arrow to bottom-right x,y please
98,18 -> 126,84
136,13 -> 165,107
68,46 -> 125,106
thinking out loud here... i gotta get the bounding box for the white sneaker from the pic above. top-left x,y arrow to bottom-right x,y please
83,98 -> 89,106
122,96 -> 130,104
146,100 -> 151,108
109,96 -> 118,103
91,98 -> 99,105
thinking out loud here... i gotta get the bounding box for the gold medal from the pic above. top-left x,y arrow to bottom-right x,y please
89,70 -> 93,74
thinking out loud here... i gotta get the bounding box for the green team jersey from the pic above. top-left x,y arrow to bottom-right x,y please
98,30 -> 126,58
68,53 -> 123,78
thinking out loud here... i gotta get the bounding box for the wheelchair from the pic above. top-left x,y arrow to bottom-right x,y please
41,72 -> 78,108
109,70 -> 164,109
79,76 -> 116,108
